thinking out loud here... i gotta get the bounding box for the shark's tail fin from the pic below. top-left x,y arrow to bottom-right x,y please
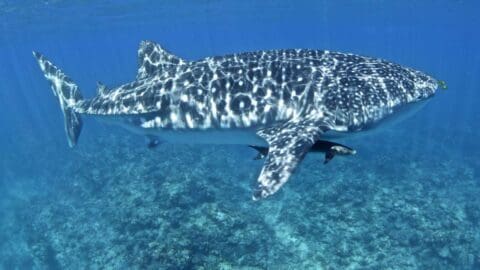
33,52 -> 83,147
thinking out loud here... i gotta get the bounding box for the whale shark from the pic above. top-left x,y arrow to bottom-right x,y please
33,41 -> 438,200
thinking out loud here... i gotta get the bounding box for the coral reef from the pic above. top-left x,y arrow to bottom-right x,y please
1,130 -> 479,269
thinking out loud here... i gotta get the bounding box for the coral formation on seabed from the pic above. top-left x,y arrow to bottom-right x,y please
0,130 -> 479,269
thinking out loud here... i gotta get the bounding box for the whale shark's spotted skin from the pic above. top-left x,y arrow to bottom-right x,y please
76,43 -> 436,134
33,41 -> 438,200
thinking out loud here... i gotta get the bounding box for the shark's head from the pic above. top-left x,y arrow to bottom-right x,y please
409,70 -> 439,102
321,65 -> 441,134
372,71 -> 440,131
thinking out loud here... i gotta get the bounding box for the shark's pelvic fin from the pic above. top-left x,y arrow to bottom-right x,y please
248,145 -> 268,160
253,120 -> 323,200
137,41 -> 187,80
33,52 -> 84,147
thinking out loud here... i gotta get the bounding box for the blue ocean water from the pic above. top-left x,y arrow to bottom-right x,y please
1,1 -> 479,269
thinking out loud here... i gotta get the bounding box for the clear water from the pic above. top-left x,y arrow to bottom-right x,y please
1,1 -> 479,269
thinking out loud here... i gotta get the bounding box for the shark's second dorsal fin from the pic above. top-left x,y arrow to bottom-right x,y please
137,41 -> 186,80
96,81 -> 108,95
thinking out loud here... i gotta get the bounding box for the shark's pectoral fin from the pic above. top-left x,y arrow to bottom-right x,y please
253,121 -> 324,200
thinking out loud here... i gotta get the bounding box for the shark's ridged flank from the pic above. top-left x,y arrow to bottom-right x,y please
33,41 -> 438,199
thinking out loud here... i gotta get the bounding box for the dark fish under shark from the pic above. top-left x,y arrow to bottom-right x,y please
248,140 -> 356,164
33,41 -> 438,200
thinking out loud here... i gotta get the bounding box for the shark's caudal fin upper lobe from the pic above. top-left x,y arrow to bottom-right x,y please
33,52 -> 83,147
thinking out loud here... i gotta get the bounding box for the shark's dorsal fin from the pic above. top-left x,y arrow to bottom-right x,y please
137,41 -> 186,80
96,81 -> 108,95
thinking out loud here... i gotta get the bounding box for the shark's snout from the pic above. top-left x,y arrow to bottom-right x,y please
412,71 -> 439,101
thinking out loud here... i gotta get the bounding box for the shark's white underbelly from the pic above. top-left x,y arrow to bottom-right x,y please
152,129 -> 268,145
109,118 -> 268,145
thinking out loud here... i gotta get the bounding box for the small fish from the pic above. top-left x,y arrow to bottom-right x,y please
249,140 -> 356,164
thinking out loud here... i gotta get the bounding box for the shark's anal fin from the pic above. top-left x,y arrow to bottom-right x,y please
253,120 -> 324,200
146,135 -> 162,149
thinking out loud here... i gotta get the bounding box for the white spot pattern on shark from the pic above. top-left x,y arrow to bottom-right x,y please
33,41 -> 438,199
